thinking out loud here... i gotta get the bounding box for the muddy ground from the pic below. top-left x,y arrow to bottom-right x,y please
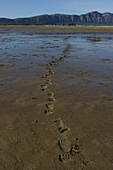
0,28 -> 113,170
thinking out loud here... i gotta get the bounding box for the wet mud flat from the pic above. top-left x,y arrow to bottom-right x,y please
0,28 -> 113,170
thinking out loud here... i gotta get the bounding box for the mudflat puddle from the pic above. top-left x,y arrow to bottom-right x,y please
0,28 -> 113,94
0,28 -> 113,170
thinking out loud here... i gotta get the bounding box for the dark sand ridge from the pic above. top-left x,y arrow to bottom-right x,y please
0,29 -> 113,170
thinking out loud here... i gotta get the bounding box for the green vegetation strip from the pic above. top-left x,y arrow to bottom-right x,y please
0,25 -> 113,31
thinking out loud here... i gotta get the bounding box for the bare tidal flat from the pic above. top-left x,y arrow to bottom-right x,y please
0,27 -> 113,170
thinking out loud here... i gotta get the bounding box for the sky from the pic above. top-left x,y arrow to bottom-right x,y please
0,0 -> 113,18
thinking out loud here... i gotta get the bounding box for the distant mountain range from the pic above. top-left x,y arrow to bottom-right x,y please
1,11 -> 113,25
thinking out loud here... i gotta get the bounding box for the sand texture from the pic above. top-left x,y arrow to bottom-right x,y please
0,28 -> 113,170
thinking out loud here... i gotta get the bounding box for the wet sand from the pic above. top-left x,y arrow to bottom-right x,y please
0,28 -> 113,170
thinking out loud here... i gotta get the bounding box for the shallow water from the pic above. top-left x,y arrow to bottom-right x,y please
0,28 -> 113,96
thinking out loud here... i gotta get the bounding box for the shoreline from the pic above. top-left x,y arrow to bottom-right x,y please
0,25 -> 113,32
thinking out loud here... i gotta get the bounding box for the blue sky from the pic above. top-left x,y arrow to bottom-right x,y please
0,0 -> 113,18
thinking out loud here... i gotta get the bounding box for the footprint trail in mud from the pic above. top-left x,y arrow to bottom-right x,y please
40,38 -> 81,165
